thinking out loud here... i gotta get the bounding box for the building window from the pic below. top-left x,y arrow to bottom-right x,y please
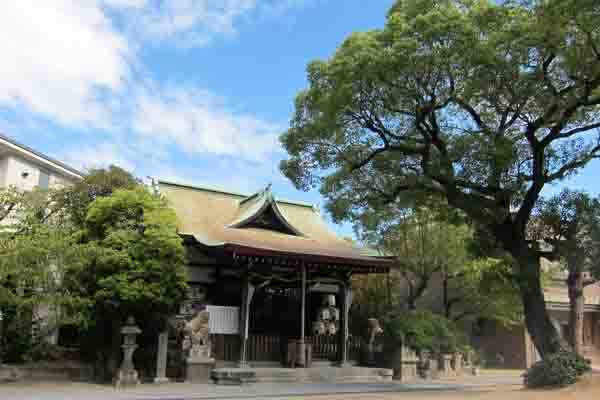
38,171 -> 50,189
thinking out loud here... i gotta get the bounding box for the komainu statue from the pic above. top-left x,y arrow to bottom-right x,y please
367,318 -> 383,345
183,309 -> 212,361
363,318 -> 384,366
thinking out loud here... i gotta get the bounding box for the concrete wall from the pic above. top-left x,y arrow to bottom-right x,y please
0,156 -> 8,186
0,155 -> 72,190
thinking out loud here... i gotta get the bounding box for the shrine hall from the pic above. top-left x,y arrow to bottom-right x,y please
158,180 -> 392,376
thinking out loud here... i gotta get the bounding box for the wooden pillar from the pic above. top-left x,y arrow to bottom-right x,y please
297,264 -> 307,366
338,276 -> 352,367
239,273 -> 255,368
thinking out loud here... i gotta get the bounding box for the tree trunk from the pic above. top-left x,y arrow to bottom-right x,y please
567,270 -> 585,355
442,268 -> 450,319
516,255 -> 569,359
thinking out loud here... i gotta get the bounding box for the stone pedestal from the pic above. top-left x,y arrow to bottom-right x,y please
114,360 -> 140,388
388,346 -> 418,381
186,344 -> 214,383
186,359 -> 215,383
451,352 -> 463,375
418,353 -> 439,380
400,347 -> 419,381
438,354 -> 455,378
297,340 -> 306,367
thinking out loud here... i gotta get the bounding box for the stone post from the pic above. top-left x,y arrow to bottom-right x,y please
451,352 -> 463,375
338,279 -> 352,367
438,353 -> 454,378
114,316 -> 142,389
154,330 -> 170,384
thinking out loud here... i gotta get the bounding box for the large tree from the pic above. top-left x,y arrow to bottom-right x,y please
280,0 -> 600,359
533,189 -> 600,354
57,165 -> 139,227
358,206 -> 520,324
0,187 -> 89,361
65,187 -> 188,379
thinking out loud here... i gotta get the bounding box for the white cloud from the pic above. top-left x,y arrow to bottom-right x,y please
0,1 -> 131,126
140,0 -> 255,45
108,0 -> 315,47
1,0 -> 309,167
103,0 -> 148,9
132,85 -> 281,161
62,141 -> 138,172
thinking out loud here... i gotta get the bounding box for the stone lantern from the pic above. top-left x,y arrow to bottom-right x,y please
114,316 -> 142,388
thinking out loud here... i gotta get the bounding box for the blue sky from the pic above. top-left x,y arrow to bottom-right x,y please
1,0 -> 598,238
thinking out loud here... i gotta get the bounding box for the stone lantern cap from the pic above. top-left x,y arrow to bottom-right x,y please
121,316 -> 142,335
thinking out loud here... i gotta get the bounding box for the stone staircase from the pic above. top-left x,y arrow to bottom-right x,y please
211,366 -> 393,384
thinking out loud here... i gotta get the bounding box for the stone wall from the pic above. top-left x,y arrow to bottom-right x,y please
0,361 -> 93,383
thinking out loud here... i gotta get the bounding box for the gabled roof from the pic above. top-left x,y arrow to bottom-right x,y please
0,132 -> 84,180
158,180 -> 391,269
228,184 -> 304,236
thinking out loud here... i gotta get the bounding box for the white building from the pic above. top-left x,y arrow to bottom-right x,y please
1,133 -> 84,344
0,133 -> 83,190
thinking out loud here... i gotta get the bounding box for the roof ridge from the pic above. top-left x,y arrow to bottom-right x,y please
158,179 -> 316,209
0,132 -> 84,178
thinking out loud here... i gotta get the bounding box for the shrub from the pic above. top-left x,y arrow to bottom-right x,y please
524,351 -> 591,388
24,342 -> 64,362
384,311 -> 461,353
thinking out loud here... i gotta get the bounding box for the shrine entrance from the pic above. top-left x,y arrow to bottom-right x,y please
158,180 -> 392,381
204,251 -> 386,368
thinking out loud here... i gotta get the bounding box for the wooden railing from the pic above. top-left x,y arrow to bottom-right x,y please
309,335 -> 338,361
247,334 -> 281,362
211,334 -> 363,363
211,334 -> 240,362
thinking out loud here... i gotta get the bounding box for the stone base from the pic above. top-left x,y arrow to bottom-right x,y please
186,359 -> 215,383
114,368 -> 140,389
0,365 -> 25,383
211,368 -> 257,385
393,362 -> 418,381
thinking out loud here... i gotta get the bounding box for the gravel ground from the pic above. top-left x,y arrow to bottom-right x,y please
9,369 -> 596,400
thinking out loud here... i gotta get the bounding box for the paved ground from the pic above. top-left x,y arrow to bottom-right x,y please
4,369 -> 598,400
0,371 -> 524,400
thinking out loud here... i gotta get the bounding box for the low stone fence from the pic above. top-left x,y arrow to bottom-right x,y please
362,342 -> 470,381
0,361 -> 94,383
418,351 -> 468,379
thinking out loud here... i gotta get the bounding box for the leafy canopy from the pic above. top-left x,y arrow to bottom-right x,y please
281,0 -> 600,248
58,165 -> 139,227
355,206 -> 521,324
69,187 -> 188,318
533,189 -> 600,280
0,187 -> 90,361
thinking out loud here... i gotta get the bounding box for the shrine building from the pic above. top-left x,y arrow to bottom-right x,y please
158,180 -> 392,370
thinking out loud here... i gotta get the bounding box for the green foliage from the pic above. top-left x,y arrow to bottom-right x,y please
524,351 -> 591,388
0,168 -> 186,367
384,311 -> 462,353
533,189 -> 600,280
358,206 -> 521,325
71,187 -> 188,318
58,165 -> 139,227
0,187 -> 90,362
280,0 -> 600,360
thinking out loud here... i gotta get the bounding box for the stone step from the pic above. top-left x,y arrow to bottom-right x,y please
253,367 -> 393,384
